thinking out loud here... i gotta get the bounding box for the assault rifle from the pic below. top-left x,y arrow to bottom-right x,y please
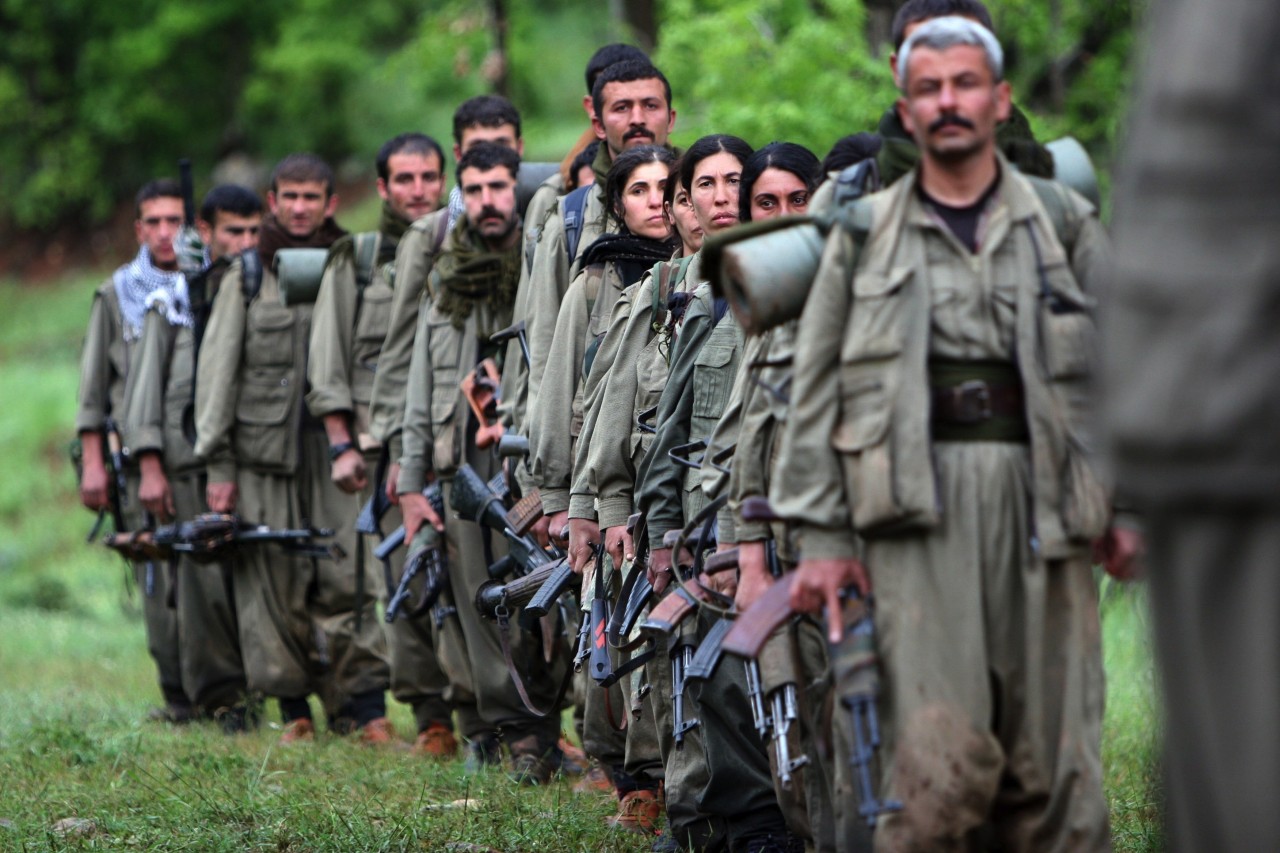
386,534 -> 450,624
723,573 -> 899,822
102,513 -> 340,563
382,483 -> 448,623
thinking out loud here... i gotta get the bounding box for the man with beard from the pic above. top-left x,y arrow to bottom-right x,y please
122,184 -> 263,732
196,153 -> 392,745
772,18 -> 1116,849
76,178 -> 194,724
504,59 -> 678,464
306,133 -> 458,754
397,143 -> 567,782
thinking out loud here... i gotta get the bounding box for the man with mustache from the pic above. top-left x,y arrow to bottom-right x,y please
306,133 -> 455,755
875,0 -> 1053,185
771,17 -> 1117,849
396,143 -> 570,783
506,59 -> 677,462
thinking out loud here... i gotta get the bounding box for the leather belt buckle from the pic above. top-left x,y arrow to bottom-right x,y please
950,380 -> 992,424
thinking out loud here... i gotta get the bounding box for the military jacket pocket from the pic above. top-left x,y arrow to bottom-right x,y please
351,282 -> 393,406
425,320 -> 462,473
831,367 -> 903,534
234,367 -> 296,469
691,343 -> 736,422
245,305 -> 296,368
841,266 -> 912,363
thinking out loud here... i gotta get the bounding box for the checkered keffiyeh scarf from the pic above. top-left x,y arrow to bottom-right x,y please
113,245 -> 192,340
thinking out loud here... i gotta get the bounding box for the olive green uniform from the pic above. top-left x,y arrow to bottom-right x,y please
122,300 -> 247,716
506,144 -> 612,439
307,211 -> 455,734
370,208 -> 479,724
76,280 -> 185,710
196,259 -> 390,718
396,215 -> 562,748
1104,3 -> 1280,850
772,161 -> 1111,851
639,286 -> 801,850
706,321 -> 843,852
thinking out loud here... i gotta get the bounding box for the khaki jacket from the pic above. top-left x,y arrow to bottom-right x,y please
306,229 -> 400,446
76,280 -> 137,437
195,263 -> 312,482
507,183 -> 609,434
571,254 -> 701,529
528,261 -> 626,515
122,309 -> 202,476
771,161 -> 1111,561
368,210 -> 450,461
395,224 -> 518,493
637,283 -> 746,549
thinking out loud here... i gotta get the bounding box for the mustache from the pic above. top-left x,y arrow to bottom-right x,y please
929,113 -> 975,133
478,205 -> 508,222
624,126 -> 655,141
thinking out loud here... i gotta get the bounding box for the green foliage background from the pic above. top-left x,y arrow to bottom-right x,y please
0,0 -> 1137,233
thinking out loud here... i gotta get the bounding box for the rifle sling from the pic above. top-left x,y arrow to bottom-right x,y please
496,607 -> 575,718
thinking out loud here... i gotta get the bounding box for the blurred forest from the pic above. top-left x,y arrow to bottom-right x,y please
0,0 -> 1139,271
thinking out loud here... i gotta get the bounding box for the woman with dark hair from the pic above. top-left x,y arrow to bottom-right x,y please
525,144 -> 678,829
565,135 -> 765,847
636,140 -> 829,853
696,141 -> 845,851
663,164 -> 704,258
739,141 -> 823,222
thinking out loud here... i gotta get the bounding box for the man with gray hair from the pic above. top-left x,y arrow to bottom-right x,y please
768,16 -> 1119,849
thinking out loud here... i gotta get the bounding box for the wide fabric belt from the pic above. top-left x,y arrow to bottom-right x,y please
929,359 -> 1029,442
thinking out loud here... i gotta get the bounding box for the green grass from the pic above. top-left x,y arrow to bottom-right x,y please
0,273 -> 1162,850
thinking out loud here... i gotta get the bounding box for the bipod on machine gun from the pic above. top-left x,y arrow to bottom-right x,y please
102,513 -> 341,564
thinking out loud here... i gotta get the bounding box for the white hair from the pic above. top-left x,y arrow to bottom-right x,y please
898,15 -> 1005,91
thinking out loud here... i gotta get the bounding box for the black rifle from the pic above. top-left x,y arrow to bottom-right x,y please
832,595 -> 902,827
382,483 -> 447,622
385,533 -> 449,623
103,513 -> 339,562
449,464 -> 562,580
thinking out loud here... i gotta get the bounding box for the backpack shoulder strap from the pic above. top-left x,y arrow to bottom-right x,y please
1024,176 -> 1078,255
562,185 -> 593,264
354,231 -> 379,288
240,248 -> 263,305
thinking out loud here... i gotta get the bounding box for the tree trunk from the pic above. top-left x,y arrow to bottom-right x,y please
1048,0 -> 1066,112
612,0 -> 658,51
863,0 -> 904,58
487,0 -> 510,96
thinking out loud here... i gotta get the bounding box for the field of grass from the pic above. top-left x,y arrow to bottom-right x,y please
0,272 -> 1162,850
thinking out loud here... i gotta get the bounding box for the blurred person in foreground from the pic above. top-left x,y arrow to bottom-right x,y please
1103,2 -> 1280,850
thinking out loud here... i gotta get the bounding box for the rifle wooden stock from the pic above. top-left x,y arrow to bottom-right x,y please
722,573 -> 797,659
103,531 -> 166,562
723,573 -> 868,660
461,359 -> 504,448
506,490 -> 544,537
476,557 -> 572,619
642,583 -> 712,635
704,547 -> 739,575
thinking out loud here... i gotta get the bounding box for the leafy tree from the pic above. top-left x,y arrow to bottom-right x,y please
654,0 -> 895,156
